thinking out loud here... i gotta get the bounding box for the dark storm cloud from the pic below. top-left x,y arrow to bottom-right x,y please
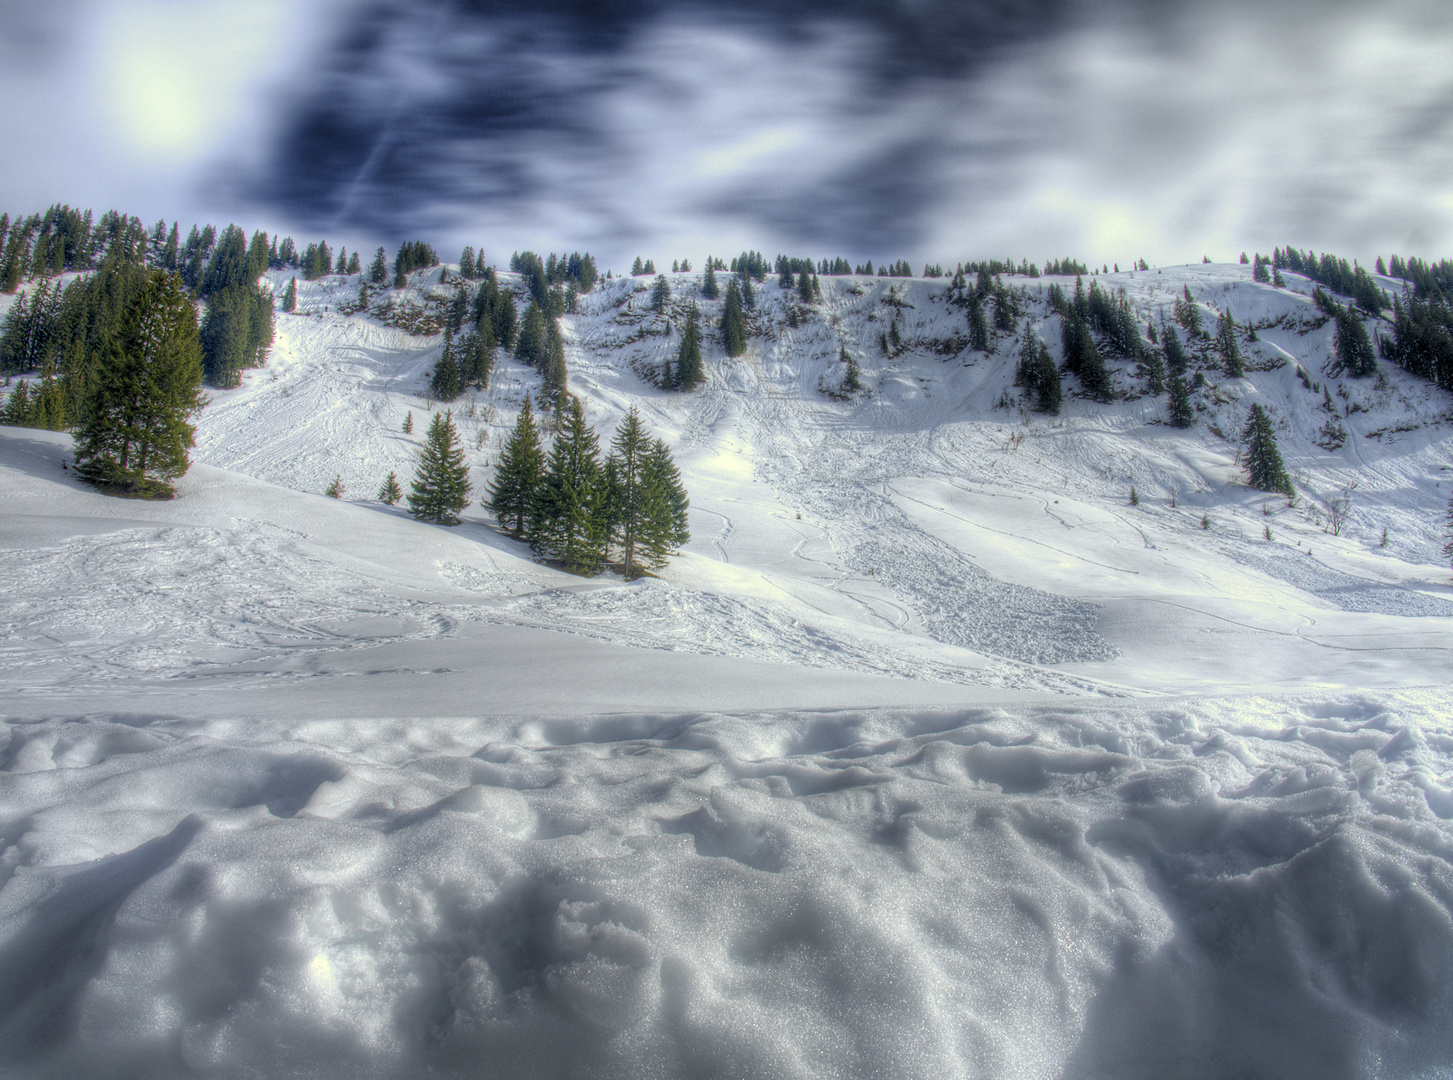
254,0 -> 1082,249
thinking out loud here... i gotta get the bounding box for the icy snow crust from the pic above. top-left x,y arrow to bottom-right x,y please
2,260 -> 1453,1077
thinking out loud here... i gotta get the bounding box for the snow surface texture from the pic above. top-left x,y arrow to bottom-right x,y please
2,260 -> 1453,1077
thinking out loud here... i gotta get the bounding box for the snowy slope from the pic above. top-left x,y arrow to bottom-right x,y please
2,259 -> 1453,1079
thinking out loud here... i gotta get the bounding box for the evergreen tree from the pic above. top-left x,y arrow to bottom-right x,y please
347,251 -> 361,276
1142,342 -> 1166,395
325,474 -> 345,498
1445,496 -> 1453,571
650,274 -> 671,313
1217,308 -> 1244,377
541,318 -> 568,405
1333,307 -> 1377,377
489,395 -> 544,537
408,410 -> 471,524
720,279 -> 746,357
1161,324 -> 1188,376
460,246 -> 476,279
841,346 -> 862,393
282,277 -> 297,313
515,301 -> 546,367
370,247 -> 388,284
73,270 -> 206,498
430,331 -> 463,401
1168,372 -> 1195,428
604,406 -> 651,577
532,396 -> 606,573
1033,340 -> 1061,414
968,294 -> 989,351
402,410 -> 413,434
702,260 -> 719,299
631,256 -> 645,276
673,304 -> 704,389
636,437 -> 690,571
378,471 -> 403,505
1242,403 -> 1294,497
1,378 -> 33,426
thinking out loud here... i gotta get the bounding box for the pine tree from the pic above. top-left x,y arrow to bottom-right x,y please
370,247 -> 388,284
604,406 -> 651,577
673,304 -> 704,389
408,410 -> 471,524
514,301 -> 546,367
282,277 -> 297,313
702,260 -> 719,299
378,471 -> 403,505
631,256 -> 645,276
968,294 -> 989,352
1333,308 -> 1377,378
1033,341 -> 1061,414
1142,343 -> 1166,395
460,246 -> 476,280
402,410 -> 413,434
841,346 -> 862,393
1,379 -> 31,426
636,437 -> 690,571
488,395 -> 544,537
1161,324 -> 1188,376
721,279 -> 746,357
1444,496 -> 1453,570
73,270 -> 206,498
347,251 -> 361,276
540,318 -> 568,405
1242,403 -> 1294,497
1168,373 -> 1194,427
325,474 -> 345,498
1218,308 -> 1244,377
650,274 -> 671,313
430,331 -> 463,401
532,396 -> 606,573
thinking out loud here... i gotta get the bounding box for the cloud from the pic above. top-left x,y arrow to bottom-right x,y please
4,0 -> 1452,266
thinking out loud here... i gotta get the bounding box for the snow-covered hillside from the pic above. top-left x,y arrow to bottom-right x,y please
2,259 -> 1453,1078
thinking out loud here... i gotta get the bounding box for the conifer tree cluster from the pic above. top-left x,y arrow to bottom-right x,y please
509,250 -> 598,311
1275,247 -> 1385,314
1384,289 -> 1453,391
1015,335 -> 1062,414
489,400 -> 688,576
1217,308 -> 1244,378
71,269 -> 207,497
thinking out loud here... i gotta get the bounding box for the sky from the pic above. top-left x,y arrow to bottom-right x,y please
3,0 -> 1453,271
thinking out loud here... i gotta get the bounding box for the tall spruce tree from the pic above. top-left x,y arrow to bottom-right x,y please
282,277 -> 297,313
721,279 -> 746,357
1333,307 -> 1377,377
514,300 -> 546,367
408,410 -> 471,524
604,406 -> 651,577
73,270 -> 206,498
1218,308 -> 1244,377
1242,403 -> 1294,497
673,304 -> 704,389
650,274 -> 671,313
702,260 -> 719,299
370,247 -> 388,284
636,437 -> 690,571
532,396 -> 606,574
378,471 -> 403,505
540,318 -> 568,405
430,331 -> 463,401
968,294 -> 989,352
1168,372 -> 1195,427
488,395 -> 544,537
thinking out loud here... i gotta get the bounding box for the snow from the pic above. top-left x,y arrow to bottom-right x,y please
2,261 -> 1453,1077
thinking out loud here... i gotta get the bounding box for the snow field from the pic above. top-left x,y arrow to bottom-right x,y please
1,695 -> 1451,1079
3,257 -> 1453,1077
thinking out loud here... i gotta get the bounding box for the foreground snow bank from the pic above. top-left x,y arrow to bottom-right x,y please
2,695 -> 1450,1079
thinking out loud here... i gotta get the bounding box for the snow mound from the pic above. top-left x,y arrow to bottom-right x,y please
1,696 -> 1450,1079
